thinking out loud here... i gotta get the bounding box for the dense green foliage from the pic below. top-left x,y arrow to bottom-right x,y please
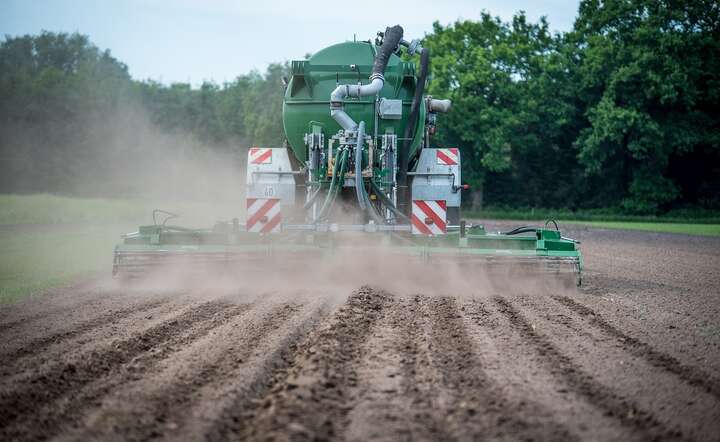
1,0 -> 718,213
426,0 -> 719,213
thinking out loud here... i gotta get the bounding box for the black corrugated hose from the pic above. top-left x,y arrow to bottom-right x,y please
372,25 -> 404,77
398,47 -> 430,213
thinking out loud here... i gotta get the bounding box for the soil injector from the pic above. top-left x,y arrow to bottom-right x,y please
113,25 -> 583,286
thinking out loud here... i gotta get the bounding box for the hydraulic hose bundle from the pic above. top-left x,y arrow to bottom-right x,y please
314,149 -> 348,222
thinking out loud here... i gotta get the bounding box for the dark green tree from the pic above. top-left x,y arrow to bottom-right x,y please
424,13 -> 580,209
570,0 -> 720,213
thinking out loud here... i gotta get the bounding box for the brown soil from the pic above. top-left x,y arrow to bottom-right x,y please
1,226 -> 719,441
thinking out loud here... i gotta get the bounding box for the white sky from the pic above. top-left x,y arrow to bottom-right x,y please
1,0 -> 581,85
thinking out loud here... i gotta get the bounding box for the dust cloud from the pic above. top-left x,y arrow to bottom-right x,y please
4,99 -> 576,302
2,100 -> 248,226
114,241 -> 578,308
93,104 -> 249,226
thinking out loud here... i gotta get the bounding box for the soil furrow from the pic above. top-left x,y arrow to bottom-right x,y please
0,297 -> 171,365
0,278 -> 130,330
0,225 -> 718,441
343,296 -> 450,442
234,288 -> 390,441
0,300 -> 242,441
199,300 -> 329,442
64,301 -> 304,442
393,296 -> 456,441
552,294 -> 720,400
493,296 -> 685,441
459,299 -> 638,441
420,296 -> 576,442
521,294 -> 720,440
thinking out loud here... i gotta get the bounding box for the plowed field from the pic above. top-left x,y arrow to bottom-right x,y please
1,225 -> 719,441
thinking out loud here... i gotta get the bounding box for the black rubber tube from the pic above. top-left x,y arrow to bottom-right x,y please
398,47 -> 430,213
502,227 -> 537,236
370,180 -> 410,223
372,25 -> 404,77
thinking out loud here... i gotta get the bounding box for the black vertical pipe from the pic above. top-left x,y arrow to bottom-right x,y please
397,47 -> 430,215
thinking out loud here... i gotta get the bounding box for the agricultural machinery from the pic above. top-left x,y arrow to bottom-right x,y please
113,25 -> 583,286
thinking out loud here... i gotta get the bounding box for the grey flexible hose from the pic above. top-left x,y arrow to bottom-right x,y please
315,149 -> 346,223
355,122 -> 367,211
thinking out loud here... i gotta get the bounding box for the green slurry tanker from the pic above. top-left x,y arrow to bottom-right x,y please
113,25 -> 583,285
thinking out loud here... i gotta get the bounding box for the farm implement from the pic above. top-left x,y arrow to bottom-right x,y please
113,25 -> 583,285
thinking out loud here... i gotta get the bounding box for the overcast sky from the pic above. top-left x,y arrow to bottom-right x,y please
1,0 -> 581,85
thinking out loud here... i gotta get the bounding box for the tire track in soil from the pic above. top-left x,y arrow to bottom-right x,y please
0,297 -> 172,365
460,299 -> 637,441
0,299 -> 248,442
232,288 -> 390,442
493,296 -> 685,442
552,295 -> 720,400
343,296 -> 450,442
420,296 -> 576,442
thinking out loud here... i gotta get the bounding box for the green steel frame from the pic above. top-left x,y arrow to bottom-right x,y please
113,222 -> 583,284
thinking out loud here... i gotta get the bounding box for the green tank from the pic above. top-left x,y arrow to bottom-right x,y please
282,40 -> 426,163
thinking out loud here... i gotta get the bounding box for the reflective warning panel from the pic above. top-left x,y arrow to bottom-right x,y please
436,148 -> 458,165
411,200 -> 447,235
249,147 -> 273,164
246,198 -> 281,233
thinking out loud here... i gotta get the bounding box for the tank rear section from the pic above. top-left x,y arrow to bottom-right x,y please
282,40 -> 425,164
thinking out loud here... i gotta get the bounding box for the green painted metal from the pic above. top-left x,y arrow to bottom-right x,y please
114,224 -> 583,283
283,41 -> 426,163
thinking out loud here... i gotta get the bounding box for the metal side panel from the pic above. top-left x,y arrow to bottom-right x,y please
411,148 -> 461,207
246,147 -> 297,206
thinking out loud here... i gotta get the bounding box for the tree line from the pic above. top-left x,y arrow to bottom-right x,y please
1,0 -> 718,213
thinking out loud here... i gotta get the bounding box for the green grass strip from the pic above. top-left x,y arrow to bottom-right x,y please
0,226 -> 128,304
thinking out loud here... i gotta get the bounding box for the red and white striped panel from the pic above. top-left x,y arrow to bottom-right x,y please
411,200 -> 447,235
246,198 -> 281,233
249,147 -> 272,164
436,148 -> 458,165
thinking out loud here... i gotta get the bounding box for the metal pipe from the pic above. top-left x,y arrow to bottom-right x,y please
329,25 -> 404,130
330,78 -> 384,103
330,108 -> 359,131
427,98 -> 452,113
